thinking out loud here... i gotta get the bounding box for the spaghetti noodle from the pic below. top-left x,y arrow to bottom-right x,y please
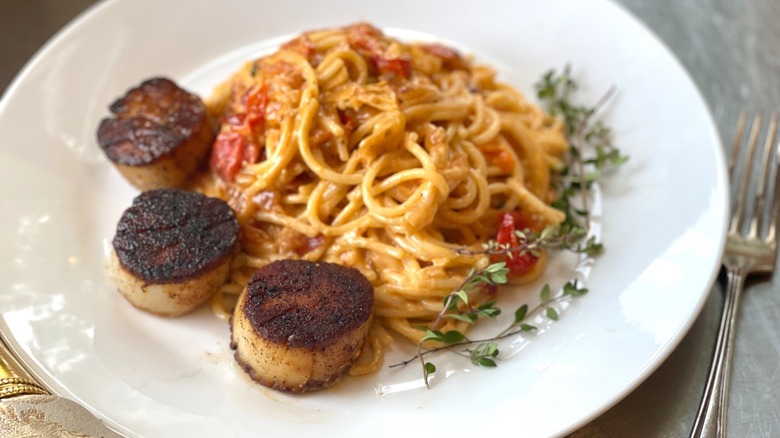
192,23 -> 569,373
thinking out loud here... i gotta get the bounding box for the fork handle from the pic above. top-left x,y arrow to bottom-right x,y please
689,269 -> 746,438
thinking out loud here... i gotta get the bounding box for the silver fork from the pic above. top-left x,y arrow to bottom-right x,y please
689,110 -> 780,438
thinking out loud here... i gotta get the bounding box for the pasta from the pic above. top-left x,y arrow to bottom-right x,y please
192,23 -> 569,373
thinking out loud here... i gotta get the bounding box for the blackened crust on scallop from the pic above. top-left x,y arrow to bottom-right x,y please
97,77 -> 211,166
112,189 -> 239,284
242,260 -> 374,349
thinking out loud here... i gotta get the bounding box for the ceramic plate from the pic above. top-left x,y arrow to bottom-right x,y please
0,0 -> 727,436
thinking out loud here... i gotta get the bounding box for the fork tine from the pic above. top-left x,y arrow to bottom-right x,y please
766,113 -> 780,244
728,109 -> 748,178
748,112 -> 778,238
730,112 -> 762,234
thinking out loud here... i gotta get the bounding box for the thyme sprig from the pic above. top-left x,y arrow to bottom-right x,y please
456,224 -> 603,260
415,262 -> 508,387
537,64 -> 628,230
391,276 -> 589,388
393,66 -> 626,388
534,65 -> 627,262
536,65 -> 627,174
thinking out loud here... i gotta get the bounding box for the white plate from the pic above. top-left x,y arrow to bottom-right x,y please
0,0 -> 727,437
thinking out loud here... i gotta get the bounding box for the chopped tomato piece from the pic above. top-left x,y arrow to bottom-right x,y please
279,228 -> 326,256
491,149 -> 514,173
210,85 -> 267,182
371,54 -> 411,77
339,108 -> 357,135
481,145 -> 515,173
491,211 -> 539,277
243,84 -> 268,128
294,234 -> 325,256
345,23 -> 411,78
210,132 -> 255,182
420,43 -> 468,70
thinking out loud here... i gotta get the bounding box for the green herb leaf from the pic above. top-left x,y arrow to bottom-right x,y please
476,357 -> 497,367
420,329 -> 444,343
477,301 -> 497,310
470,342 -> 500,367
562,281 -> 588,297
485,262 -> 506,273
439,330 -> 466,344
443,313 -> 477,324
514,304 -> 529,325
477,307 -> 501,319
489,269 -> 508,285
540,284 -> 551,301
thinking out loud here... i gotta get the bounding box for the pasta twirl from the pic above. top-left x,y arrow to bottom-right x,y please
193,23 -> 569,374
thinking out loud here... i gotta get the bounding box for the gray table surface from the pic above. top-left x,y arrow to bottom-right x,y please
1,0 -> 778,437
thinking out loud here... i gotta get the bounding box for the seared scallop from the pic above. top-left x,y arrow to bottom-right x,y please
108,189 -> 239,316
231,259 -> 374,392
97,77 -> 215,190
